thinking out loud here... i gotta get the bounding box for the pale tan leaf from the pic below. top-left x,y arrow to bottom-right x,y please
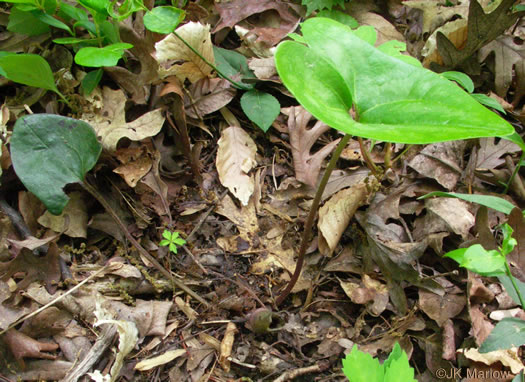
155,22 -> 214,83
425,197 -> 475,239
82,87 -> 164,151
461,347 -> 524,374
134,349 -> 186,371
38,192 -> 87,238
216,126 -> 257,206
248,57 -> 277,80
318,183 -> 368,256
219,322 -> 237,372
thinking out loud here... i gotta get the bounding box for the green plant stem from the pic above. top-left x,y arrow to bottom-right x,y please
504,261 -> 525,309
391,144 -> 413,164
172,31 -> 251,90
81,179 -> 209,308
56,90 -> 73,110
358,137 -> 380,176
275,134 -> 351,307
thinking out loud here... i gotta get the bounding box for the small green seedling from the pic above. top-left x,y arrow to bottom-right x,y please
445,224 -> 525,353
159,230 -> 186,254
342,343 -> 417,382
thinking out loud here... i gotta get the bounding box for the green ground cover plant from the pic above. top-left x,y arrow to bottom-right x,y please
273,17 -> 516,306
342,343 -> 417,382
159,230 -> 186,255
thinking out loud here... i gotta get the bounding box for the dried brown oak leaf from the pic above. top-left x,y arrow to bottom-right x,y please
479,35 -> 525,107
216,126 -> 257,206
0,242 -> 61,294
283,106 -> 340,187
2,329 -> 58,368
476,137 -> 521,169
155,22 -> 214,83
184,78 -> 236,119
213,0 -> 300,46
435,0 -> 523,70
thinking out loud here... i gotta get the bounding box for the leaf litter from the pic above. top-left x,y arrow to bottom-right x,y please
0,0 -> 524,380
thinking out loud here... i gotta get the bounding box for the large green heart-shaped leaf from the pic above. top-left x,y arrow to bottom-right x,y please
11,114 -> 102,215
275,18 -> 514,144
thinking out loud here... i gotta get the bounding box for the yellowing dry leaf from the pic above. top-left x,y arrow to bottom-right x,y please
219,322 -> 237,372
38,192 -> 87,238
318,183 -> 368,256
135,349 -> 186,371
82,87 -> 165,151
461,347 -> 523,374
155,22 -> 215,83
216,126 -> 257,206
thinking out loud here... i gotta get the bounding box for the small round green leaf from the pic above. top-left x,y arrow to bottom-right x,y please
144,6 -> 185,34
240,90 -> 280,132
74,43 -> 133,67
11,114 -> 102,215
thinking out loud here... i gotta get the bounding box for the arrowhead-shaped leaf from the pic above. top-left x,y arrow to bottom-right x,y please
11,114 -> 102,215
275,18 -> 514,144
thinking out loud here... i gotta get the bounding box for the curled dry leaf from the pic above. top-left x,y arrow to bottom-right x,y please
219,321 -> 237,372
283,106 -> 340,187
184,78 -> 236,119
82,87 -> 165,151
155,22 -> 215,83
213,0 -> 301,46
318,183 -> 368,256
216,126 -> 257,206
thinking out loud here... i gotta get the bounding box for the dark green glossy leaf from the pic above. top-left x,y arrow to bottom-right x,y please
32,10 -> 73,34
479,318 -> 525,352
214,46 -> 255,89
275,18 -> 514,144
240,89 -> 280,132
498,275 -> 525,307
7,7 -> 50,36
75,43 -> 133,67
0,54 -> 58,92
82,68 -> 103,95
11,114 -> 102,215
144,6 -> 185,34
